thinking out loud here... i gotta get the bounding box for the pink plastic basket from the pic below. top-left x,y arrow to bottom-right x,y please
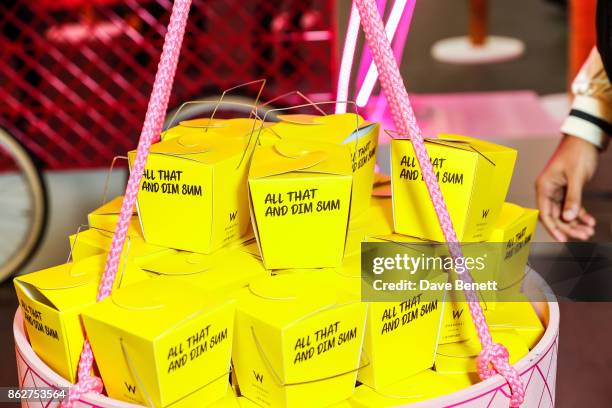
14,272 -> 558,408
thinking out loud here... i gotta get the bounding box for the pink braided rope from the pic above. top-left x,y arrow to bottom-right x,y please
61,1 -> 193,406
352,0 -> 525,406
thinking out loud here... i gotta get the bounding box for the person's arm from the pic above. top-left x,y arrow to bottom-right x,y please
536,48 -> 609,242
561,48 -> 612,149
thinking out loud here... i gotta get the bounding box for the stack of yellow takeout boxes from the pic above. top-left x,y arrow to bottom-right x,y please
14,112 -> 545,408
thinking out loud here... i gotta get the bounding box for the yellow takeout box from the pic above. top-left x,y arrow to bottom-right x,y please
489,202 -> 538,296
248,139 -> 353,269
139,247 -> 268,295
265,113 -> 379,217
358,294 -> 445,389
391,135 -> 517,242
484,295 -> 545,349
232,274 -> 367,407
14,254 -> 148,382
81,277 -> 236,408
435,329 -> 528,374
356,235 -> 446,388
349,369 -> 465,407
129,131 -> 254,254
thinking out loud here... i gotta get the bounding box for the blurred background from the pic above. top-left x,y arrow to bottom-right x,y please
1,0 -> 611,406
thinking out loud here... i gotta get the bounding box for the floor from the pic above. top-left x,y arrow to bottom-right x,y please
1,0 -> 611,407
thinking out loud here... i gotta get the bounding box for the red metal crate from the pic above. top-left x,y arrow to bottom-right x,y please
0,0 -> 338,169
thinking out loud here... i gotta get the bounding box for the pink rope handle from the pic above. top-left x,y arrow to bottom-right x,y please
351,0 -> 525,406
61,1 -> 193,406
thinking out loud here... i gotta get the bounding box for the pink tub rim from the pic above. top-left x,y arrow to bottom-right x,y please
13,271 -> 559,407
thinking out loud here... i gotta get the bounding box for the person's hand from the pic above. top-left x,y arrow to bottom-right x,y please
536,135 -> 598,241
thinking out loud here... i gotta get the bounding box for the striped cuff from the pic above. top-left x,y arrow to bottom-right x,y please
560,95 -> 611,150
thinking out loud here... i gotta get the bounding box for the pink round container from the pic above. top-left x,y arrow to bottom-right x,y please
13,274 -> 558,408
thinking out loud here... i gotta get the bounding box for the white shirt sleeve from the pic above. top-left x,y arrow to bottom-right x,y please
561,48 -> 612,150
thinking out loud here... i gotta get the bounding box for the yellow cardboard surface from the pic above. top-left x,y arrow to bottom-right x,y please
232,274 -> 367,407
68,227 -> 172,266
13,254 -> 148,382
161,118 -> 272,143
345,196 -> 395,257
237,397 -> 261,407
205,387 -> 240,408
81,278 -> 235,408
438,296 -> 478,345
87,196 -> 138,232
129,131 -> 254,254
437,372 -> 480,389
391,135 -> 516,242
354,237 -> 445,388
349,369 -> 465,407
266,113 -> 379,217
245,257 -> 446,391
358,293 -> 445,389
435,329 -> 528,374
489,203 -> 538,296
235,237 -> 263,260
484,296 -> 545,349
372,173 -> 391,197
271,255 -> 362,303
139,247 -> 268,295
248,139 -> 353,269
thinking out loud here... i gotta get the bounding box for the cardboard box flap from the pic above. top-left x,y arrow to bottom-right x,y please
94,278 -> 233,340
494,202 -> 539,232
437,134 -> 517,162
86,217 -> 143,238
351,370 -> 464,405
275,114 -> 323,125
90,196 -> 136,217
236,238 -> 262,259
366,234 -> 434,253
249,140 -> 352,179
396,135 -> 502,166
437,329 -> 527,360
15,255 -> 106,311
179,117 -> 228,128
335,254 -> 361,279
242,275 -> 338,326
485,298 -> 544,331
342,123 -> 377,145
179,117 -> 267,130
140,250 -> 220,276
148,133 -> 250,164
70,228 -> 170,261
344,226 -> 366,258
440,133 -> 518,154
348,196 -> 394,234
273,113 -> 371,144
162,118 -> 272,141
372,173 -> 391,197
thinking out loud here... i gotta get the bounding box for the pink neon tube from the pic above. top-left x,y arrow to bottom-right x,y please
356,0 -> 416,107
